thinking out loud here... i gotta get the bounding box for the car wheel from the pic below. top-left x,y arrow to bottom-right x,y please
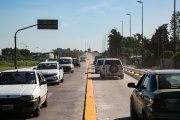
100,73 -> 105,79
33,106 -> 40,117
130,101 -> 138,119
61,75 -> 64,83
142,110 -> 148,120
120,75 -> 124,79
71,70 -> 74,73
42,95 -> 48,108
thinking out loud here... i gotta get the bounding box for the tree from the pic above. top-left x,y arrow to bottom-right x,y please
108,29 -> 123,57
51,49 -> 59,59
170,11 -> 180,52
150,24 -> 169,58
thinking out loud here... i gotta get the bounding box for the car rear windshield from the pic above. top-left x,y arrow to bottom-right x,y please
37,63 -> 57,69
59,59 -> 71,64
0,72 -> 36,85
158,74 -> 180,89
105,60 -> 121,65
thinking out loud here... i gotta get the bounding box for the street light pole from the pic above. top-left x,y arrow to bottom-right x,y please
121,21 -> 123,37
174,0 -> 176,53
126,14 -> 131,37
137,0 -> 144,68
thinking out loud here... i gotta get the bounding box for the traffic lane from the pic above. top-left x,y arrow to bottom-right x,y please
1,61 -> 89,120
91,68 -> 139,120
30,61 -> 88,120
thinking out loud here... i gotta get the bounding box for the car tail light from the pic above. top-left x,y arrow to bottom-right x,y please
121,66 -> 124,70
152,94 -> 166,109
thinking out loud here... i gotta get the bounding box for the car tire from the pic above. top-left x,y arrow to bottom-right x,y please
130,101 -> 138,119
142,110 -> 148,120
33,106 -> 40,117
100,73 -> 105,79
61,75 -> 64,83
71,70 -> 74,73
57,82 -> 60,85
120,75 -> 124,79
42,95 -> 48,108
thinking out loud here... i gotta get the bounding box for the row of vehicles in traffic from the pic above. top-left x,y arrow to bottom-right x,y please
0,55 -> 87,117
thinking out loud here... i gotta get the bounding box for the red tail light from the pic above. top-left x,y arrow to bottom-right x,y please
121,66 -> 124,70
152,94 -> 166,109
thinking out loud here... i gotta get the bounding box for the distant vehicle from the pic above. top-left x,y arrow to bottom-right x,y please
59,57 -> 74,73
93,56 -> 107,65
127,70 -> 180,120
95,58 -> 105,73
100,58 -> 124,79
36,61 -> 64,85
72,58 -> 81,67
80,56 -> 86,62
0,69 -> 48,117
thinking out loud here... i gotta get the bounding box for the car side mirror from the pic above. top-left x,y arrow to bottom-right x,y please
33,67 -> 37,70
59,67 -> 62,69
127,83 -> 136,88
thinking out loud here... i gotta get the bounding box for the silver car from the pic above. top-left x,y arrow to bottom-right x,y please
95,58 -> 105,73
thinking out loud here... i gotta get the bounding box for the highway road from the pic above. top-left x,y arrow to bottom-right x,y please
0,53 -> 139,120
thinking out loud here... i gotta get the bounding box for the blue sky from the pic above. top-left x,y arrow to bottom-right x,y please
0,0 -> 179,53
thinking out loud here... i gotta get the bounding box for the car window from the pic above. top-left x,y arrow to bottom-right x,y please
37,73 -> 43,84
141,74 -> 150,91
105,60 -> 121,65
59,59 -> 71,64
37,63 -> 57,69
97,60 -> 104,65
0,72 -> 36,84
158,74 -> 180,89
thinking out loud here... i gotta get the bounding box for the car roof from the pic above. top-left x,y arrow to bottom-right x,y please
148,70 -> 180,74
38,61 -> 58,64
59,57 -> 72,59
104,58 -> 120,60
1,68 -> 37,73
97,58 -> 106,60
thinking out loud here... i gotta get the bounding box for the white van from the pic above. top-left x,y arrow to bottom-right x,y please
59,57 -> 74,73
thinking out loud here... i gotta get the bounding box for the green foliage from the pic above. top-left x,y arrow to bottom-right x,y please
172,52 -> 180,61
159,50 -> 174,58
69,49 -> 83,57
151,66 -> 160,70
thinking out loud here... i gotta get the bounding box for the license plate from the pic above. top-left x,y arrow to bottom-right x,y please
2,105 -> 13,110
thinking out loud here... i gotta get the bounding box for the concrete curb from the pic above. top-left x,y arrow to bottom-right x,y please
84,62 -> 96,120
124,69 -> 142,80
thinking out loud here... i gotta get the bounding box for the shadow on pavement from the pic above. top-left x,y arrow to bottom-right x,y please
0,113 -> 34,120
114,117 -> 140,120
91,76 -> 121,81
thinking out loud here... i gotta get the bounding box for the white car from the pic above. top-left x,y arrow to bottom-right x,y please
59,57 -> 74,73
100,58 -> 124,79
36,61 -> 64,85
0,69 -> 48,117
95,58 -> 105,73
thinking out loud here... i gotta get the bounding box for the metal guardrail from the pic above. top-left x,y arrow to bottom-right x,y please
124,66 -> 147,75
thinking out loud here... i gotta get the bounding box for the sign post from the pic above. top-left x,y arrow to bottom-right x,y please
14,19 -> 58,69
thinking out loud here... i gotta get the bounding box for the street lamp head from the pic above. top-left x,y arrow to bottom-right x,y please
137,1 -> 143,3
126,13 -> 131,16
